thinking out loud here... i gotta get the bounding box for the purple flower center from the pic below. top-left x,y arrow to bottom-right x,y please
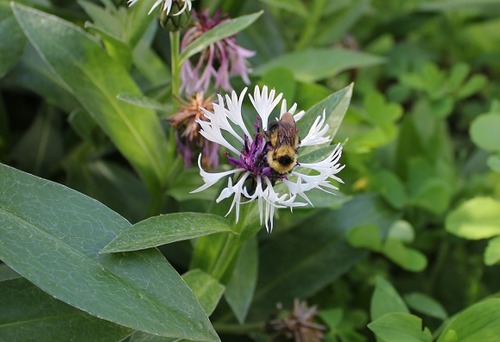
226,121 -> 289,182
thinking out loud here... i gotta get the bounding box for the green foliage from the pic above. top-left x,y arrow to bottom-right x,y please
0,164 -> 218,341
368,312 -> 433,342
12,3 -> 169,193
0,3 -> 26,78
2,0 -> 500,340
437,298 -> 500,342
0,278 -> 133,341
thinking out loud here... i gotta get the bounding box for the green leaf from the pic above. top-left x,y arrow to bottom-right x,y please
183,269 -> 225,316
368,312 -> 433,342
371,276 -> 409,321
117,93 -> 173,113
405,292 -> 448,320
12,3 -> 168,192
0,264 -> 20,282
484,236 -> 500,265
457,74 -> 487,99
437,298 -> 500,342
298,83 -> 353,151
0,278 -> 132,341
364,91 -> 403,125
470,113 -> 500,152
255,49 -> 385,82
383,239 -> 427,272
0,2 -> 26,77
225,237 -> 259,323
445,197 -> 500,239
180,11 -> 263,62
0,164 -> 218,341
101,212 -> 234,253
387,220 -> 415,243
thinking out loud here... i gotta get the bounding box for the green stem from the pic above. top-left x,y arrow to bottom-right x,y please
211,233 -> 241,280
295,0 -> 326,50
170,30 -> 181,101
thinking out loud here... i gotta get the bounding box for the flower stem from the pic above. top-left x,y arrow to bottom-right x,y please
211,233 -> 241,280
170,30 -> 181,101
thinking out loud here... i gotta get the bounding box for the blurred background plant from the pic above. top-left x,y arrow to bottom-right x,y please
1,0 -> 500,341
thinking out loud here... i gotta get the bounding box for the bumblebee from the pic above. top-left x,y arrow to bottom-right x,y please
266,112 -> 300,174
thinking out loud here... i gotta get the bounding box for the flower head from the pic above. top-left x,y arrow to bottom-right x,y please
180,9 -> 255,95
127,0 -> 192,16
168,92 -> 219,169
191,86 -> 345,232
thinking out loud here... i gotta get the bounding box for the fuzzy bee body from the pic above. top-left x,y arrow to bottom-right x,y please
266,112 -> 300,174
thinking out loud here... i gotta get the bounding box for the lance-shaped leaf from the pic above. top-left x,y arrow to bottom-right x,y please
255,49 -> 385,82
299,83 -> 353,141
437,298 -> 500,341
0,2 -> 26,77
11,3 -> 168,193
0,164 -> 219,341
179,11 -> 263,63
101,213 -> 235,253
0,278 -> 133,341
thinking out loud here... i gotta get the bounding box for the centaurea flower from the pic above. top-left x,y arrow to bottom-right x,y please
180,9 -> 255,95
191,86 -> 345,232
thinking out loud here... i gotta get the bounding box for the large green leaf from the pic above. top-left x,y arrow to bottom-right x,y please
437,298 -> 500,342
247,195 -> 397,321
11,3 -> 168,193
180,11 -> 263,63
101,213 -> 235,253
0,164 -> 218,341
255,49 -> 385,82
298,83 -> 353,149
0,3 -> 26,77
0,278 -> 132,341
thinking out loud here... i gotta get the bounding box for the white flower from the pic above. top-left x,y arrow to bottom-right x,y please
127,0 -> 192,16
191,86 -> 345,232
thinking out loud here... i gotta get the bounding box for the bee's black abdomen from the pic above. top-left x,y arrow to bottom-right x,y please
278,155 -> 293,166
